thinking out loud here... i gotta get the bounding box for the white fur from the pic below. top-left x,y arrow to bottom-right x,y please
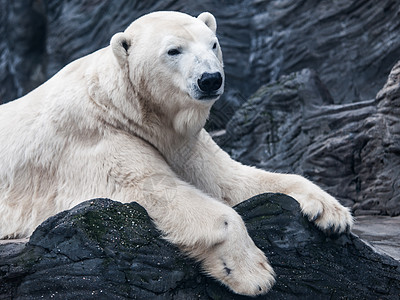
0,11 -> 353,296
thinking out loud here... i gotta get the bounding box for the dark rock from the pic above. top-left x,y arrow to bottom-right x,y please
248,0 -> 400,104
1,0 -> 400,127
1,195 -> 400,299
218,61 -> 400,216
0,0 -> 47,104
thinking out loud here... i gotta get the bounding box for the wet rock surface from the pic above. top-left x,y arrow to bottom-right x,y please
1,195 -> 400,299
217,61 -> 400,216
1,1 -> 400,128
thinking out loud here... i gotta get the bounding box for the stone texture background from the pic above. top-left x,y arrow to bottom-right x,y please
216,62 -> 400,216
1,1 -> 400,126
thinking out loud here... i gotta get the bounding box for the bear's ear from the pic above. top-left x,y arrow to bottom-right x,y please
110,32 -> 131,66
197,12 -> 217,34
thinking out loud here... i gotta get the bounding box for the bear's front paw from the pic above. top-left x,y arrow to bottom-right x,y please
290,182 -> 353,234
202,235 -> 275,296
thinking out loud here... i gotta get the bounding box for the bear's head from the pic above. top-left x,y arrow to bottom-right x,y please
110,11 -> 224,136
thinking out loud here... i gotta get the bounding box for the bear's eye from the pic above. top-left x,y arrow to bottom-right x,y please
168,49 -> 181,56
212,42 -> 217,50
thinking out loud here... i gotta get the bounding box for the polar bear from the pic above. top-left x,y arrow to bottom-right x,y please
0,11 -> 353,296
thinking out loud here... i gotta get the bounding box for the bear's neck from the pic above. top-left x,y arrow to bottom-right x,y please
139,105 -> 211,163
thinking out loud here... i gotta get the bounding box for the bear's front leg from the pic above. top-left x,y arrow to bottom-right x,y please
116,172 -> 275,296
174,130 -> 353,235
172,192 -> 276,296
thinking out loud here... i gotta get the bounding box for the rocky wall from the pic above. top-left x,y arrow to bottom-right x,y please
217,61 -> 400,216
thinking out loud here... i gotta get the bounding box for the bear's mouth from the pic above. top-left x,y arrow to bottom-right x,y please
197,93 -> 221,101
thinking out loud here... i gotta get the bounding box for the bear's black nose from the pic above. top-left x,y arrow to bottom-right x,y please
198,72 -> 223,93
